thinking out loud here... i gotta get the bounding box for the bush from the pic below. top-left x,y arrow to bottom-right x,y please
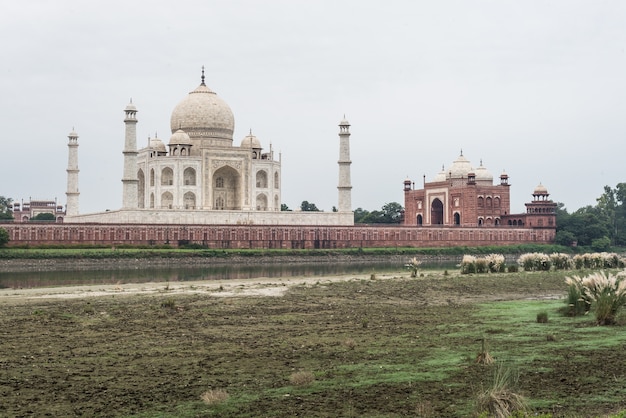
289,370 -> 315,387
536,311 -> 548,323
550,253 -> 573,270
565,271 -> 626,325
476,362 -> 527,417
200,389 -> 229,405
517,252 -> 551,271
0,227 -> 8,247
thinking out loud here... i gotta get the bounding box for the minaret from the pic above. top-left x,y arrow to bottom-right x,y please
65,128 -> 80,216
122,100 -> 139,209
337,116 -> 352,212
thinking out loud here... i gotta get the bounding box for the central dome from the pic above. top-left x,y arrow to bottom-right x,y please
170,82 -> 235,145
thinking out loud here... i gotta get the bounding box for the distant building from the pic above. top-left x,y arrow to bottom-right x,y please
11,199 -> 65,223
403,152 -> 556,229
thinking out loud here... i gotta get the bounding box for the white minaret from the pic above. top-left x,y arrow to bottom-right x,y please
65,128 -> 80,216
122,100 -> 138,209
337,116 -> 352,212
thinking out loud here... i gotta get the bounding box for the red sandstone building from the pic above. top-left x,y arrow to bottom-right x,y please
402,152 -> 556,230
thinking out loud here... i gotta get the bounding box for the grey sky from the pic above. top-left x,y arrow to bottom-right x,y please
2,1 -> 624,215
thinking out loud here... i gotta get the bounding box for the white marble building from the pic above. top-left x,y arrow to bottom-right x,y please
65,70 -> 353,226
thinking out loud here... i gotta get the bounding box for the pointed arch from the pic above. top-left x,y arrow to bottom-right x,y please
431,198 -> 444,225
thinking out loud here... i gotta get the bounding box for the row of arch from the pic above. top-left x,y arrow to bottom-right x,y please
139,167 -> 279,189
144,191 -> 280,210
477,196 -> 501,208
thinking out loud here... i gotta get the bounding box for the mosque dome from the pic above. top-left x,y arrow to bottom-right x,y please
149,137 -> 166,152
433,165 -> 447,182
447,153 -> 473,179
170,78 -> 234,142
169,129 -> 192,145
475,160 -> 493,182
241,132 -> 261,149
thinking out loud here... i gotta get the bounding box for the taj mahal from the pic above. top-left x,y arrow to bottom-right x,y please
6,69 -> 557,248
63,69 -> 354,226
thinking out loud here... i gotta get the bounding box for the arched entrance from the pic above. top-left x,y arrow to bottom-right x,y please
431,198 -> 444,225
453,212 -> 460,225
212,165 -> 241,210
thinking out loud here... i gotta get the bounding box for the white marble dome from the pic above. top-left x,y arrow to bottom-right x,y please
241,132 -> 261,149
447,153 -> 473,179
170,82 -> 234,142
149,137 -> 166,152
475,161 -> 493,182
169,129 -> 192,145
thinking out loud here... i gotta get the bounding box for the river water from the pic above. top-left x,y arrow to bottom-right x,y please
0,261 -> 459,289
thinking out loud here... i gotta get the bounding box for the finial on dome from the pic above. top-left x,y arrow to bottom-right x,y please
460,149 -> 463,156
480,158 -> 483,166
201,66 -> 206,86
249,128 -> 252,135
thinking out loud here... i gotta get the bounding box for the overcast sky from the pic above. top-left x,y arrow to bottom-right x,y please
1,1 -> 625,215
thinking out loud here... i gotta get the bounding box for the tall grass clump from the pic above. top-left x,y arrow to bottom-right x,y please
564,275 -> 591,316
460,255 -> 477,274
200,389 -> 229,406
565,271 -> 626,325
573,252 -> 624,270
550,253 -> 573,270
461,254 -> 505,274
517,252 -> 551,271
405,257 -> 422,278
289,370 -> 315,387
476,362 -> 527,418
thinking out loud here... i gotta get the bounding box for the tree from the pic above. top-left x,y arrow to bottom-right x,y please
0,227 -> 8,247
281,203 -> 291,211
31,213 -> 56,221
380,202 -> 404,223
300,201 -> 320,212
0,196 -> 13,220
354,203 -> 404,224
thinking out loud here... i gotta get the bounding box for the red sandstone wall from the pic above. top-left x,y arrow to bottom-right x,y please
2,223 -> 556,249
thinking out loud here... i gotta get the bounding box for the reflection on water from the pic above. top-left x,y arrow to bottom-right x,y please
0,261 -> 429,289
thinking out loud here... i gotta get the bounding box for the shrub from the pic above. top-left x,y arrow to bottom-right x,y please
507,264 -> 519,273
475,258 -> 489,274
536,311 -> 548,323
564,275 -> 591,316
0,227 -> 9,247
289,370 -> 315,387
476,363 -> 527,418
486,254 -> 506,273
200,389 -> 229,405
550,253 -> 573,270
517,252 -> 551,271
460,255 -> 477,274
566,271 -> 626,325
405,257 -> 422,278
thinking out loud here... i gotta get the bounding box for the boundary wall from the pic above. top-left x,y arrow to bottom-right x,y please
3,223 -> 556,249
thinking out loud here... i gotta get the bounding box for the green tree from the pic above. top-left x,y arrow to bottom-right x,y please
0,227 -> 8,247
300,201 -> 320,212
280,203 -> 291,211
380,202 -> 404,223
31,213 -> 56,221
354,208 -> 370,223
0,196 -> 13,220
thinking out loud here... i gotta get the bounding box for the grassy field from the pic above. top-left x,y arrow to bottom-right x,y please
1,268 -> 626,417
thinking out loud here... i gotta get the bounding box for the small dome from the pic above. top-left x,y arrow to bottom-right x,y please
241,131 -> 261,149
475,160 -> 493,182
68,129 -> 78,138
534,183 -> 548,195
169,129 -> 192,145
433,165 -> 447,182
339,116 -> 350,126
125,101 -> 137,112
149,137 -> 166,152
447,153 -> 473,179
